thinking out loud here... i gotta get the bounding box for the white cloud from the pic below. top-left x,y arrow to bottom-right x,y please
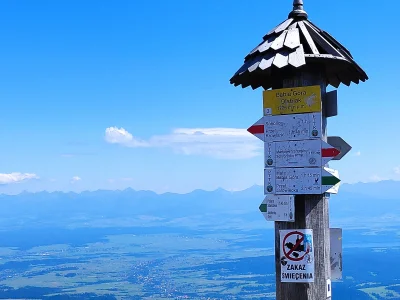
70,176 -> 81,184
394,166 -> 400,175
0,173 -> 39,185
104,127 -> 149,147
104,127 -> 261,159
354,151 -> 361,156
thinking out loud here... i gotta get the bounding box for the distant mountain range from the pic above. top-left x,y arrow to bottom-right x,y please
0,181 -> 399,228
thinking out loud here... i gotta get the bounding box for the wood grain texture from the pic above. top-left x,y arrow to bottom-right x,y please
259,53 -> 275,70
273,51 -> 290,68
298,21 -> 319,55
320,29 -> 353,58
247,36 -> 274,59
265,20 -> 285,37
271,31 -> 288,51
288,22 -> 298,29
247,42 -> 264,57
304,20 -> 321,33
230,16 -> 368,90
248,59 -> 261,72
284,28 -> 301,49
258,36 -> 275,54
235,56 -> 261,76
303,21 -> 343,58
275,18 -> 294,34
288,44 -> 306,67
274,70 -> 332,300
264,18 -> 292,39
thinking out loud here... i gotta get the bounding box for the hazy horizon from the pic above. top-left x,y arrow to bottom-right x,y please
1,179 -> 400,196
0,0 -> 397,298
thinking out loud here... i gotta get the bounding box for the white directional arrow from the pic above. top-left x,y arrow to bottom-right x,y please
264,167 -> 341,195
259,195 -> 295,222
327,136 -> 352,160
247,117 -> 264,141
264,139 -> 340,168
247,113 -> 322,142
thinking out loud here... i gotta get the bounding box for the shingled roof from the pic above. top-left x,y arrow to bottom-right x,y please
230,0 -> 368,90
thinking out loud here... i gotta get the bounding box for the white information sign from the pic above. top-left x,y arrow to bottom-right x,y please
264,112 -> 322,142
264,140 -> 338,168
264,167 -> 340,195
259,195 -> 295,222
330,228 -> 343,281
280,229 -> 314,283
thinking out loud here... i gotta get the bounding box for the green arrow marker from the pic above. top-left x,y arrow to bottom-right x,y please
259,203 -> 267,213
321,167 -> 341,194
321,175 -> 340,186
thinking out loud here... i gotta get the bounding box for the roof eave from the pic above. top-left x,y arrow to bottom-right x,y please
230,56 -> 368,90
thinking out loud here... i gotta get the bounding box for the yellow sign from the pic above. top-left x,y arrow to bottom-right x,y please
263,85 -> 322,116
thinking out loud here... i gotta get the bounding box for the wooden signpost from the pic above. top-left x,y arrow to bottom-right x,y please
230,0 -> 368,299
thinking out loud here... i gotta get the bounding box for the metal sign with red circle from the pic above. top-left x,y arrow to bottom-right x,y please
282,231 -> 310,261
279,229 -> 315,283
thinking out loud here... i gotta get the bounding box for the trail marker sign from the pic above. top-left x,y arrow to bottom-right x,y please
325,168 -> 341,194
327,136 -> 352,160
247,112 -> 322,142
263,85 -> 322,116
280,229 -> 314,283
330,228 -> 343,281
259,195 -> 295,222
264,139 -> 340,168
264,167 -> 341,195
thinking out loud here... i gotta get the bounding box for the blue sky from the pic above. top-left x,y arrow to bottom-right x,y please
0,0 -> 398,194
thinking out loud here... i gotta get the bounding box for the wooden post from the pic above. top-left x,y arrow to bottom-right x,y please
229,1 -> 368,298
274,69 -> 331,300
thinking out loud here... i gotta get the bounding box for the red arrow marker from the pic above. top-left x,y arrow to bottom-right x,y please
247,117 -> 265,141
322,147 -> 340,158
247,124 -> 264,134
321,141 -> 341,164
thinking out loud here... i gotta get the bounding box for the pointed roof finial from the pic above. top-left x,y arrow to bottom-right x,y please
288,0 -> 308,19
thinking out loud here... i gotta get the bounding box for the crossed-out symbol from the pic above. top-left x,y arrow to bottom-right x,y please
282,231 -> 310,262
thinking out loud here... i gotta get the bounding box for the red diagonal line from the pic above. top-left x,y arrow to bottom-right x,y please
286,235 -> 304,257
